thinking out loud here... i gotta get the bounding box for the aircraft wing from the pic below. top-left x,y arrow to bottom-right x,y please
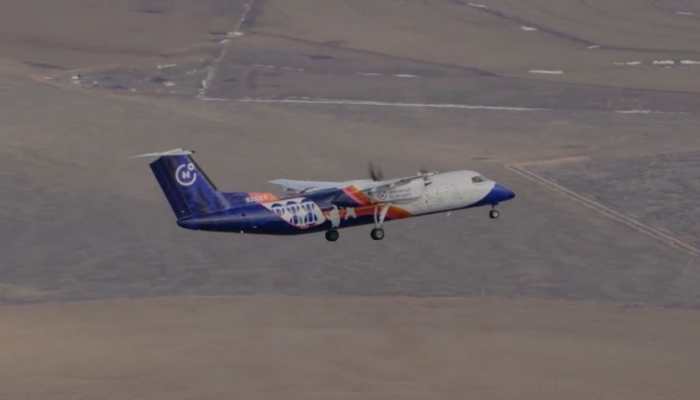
269,179 -> 349,193
361,174 -> 432,194
271,173 -> 436,200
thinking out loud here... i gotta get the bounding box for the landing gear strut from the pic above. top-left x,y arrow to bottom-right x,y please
489,207 -> 500,220
325,229 -> 339,242
371,204 -> 391,240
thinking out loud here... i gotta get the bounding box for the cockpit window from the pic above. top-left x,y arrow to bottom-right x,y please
472,176 -> 486,183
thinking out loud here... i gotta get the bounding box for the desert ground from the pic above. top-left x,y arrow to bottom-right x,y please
1,0 -> 700,398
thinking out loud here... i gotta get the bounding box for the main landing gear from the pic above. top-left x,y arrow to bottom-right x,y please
371,204 -> 391,240
325,229 -> 339,242
370,227 -> 385,240
489,206 -> 500,219
324,203 -> 391,242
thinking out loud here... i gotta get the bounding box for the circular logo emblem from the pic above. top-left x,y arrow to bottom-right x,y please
175,163 -> 197,186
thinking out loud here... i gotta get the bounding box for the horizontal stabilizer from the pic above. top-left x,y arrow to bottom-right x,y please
130,148 -> 195,159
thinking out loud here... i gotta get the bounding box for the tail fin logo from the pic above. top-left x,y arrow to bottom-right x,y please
175,163 -> 198,186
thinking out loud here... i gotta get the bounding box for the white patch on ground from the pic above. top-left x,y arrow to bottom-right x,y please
200,96 -> 229,102
652,60 -> 675,65
394,74 -> 419,78
232,98 -> 684,116
613,61 -> 642,66
615,110 -> 652,114
157,64 -> 177,70
163,81 -> 176,87
680,60 -> 700,65
676,11 -> 695,16
237,2 -> 254,31
587,44 -> 601,49
468,3 -> 488,9
358,72 -> 383,77
528,69 -> 564,75
520,26 -> 538,31
252,64 -> 304,72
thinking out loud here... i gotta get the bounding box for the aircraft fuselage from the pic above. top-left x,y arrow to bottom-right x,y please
176,170 -> 515,235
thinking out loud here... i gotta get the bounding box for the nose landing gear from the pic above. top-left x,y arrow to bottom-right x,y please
489,207 -> 500,219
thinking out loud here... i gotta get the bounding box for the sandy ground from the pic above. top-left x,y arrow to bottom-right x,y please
257,0 -> 700,91
2,0 -> 700,398
3,296 -> 700,400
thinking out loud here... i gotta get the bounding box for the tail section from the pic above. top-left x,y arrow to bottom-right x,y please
138,149 -> 230,219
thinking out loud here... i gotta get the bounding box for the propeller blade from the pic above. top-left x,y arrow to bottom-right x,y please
368,162 -> 384,181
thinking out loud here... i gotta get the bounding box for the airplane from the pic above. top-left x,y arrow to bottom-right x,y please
136,149 -> 515,241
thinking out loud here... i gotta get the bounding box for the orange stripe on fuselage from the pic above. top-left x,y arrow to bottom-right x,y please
246,192 -> 279,203
342,186 -> 373,206
353,205 -> 412,220
342,186 -> 412,220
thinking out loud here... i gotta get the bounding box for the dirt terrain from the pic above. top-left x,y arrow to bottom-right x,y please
1,0 -> 699,398
3,296 -> 700,400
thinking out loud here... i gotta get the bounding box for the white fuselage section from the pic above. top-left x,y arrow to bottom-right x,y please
394,171 -> 495,215
260,170 -> 497,230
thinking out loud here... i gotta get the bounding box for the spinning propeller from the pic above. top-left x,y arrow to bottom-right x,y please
368,162 -> 436,182
368,162 -> 384,181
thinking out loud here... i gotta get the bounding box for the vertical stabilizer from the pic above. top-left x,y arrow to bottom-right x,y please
138,149 -> 230,219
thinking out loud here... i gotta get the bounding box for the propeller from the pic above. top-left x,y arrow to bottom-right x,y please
368,162 -> 384,181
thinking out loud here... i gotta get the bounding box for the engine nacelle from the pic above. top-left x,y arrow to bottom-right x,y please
367,178 -> 425,203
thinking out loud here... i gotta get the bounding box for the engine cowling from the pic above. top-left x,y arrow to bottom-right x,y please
367,178 -> 425,203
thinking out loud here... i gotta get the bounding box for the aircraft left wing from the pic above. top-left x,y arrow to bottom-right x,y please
269,179 -> 348,193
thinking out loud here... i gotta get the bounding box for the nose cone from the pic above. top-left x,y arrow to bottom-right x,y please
492,183 -> 516,202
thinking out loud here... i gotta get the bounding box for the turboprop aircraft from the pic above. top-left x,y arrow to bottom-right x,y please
136,149 -> 515,241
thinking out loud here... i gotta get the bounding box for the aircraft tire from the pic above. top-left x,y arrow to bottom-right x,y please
370,228 -> 385,240
325,229 -> 340,242
489,209 -> 500,219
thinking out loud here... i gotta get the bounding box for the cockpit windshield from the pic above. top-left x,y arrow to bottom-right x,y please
472,175 -> 486,183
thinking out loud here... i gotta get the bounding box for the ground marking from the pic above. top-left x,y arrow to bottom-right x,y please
508,163 -> 700,257
198,0 -> 257,98
237,98 -> 548,111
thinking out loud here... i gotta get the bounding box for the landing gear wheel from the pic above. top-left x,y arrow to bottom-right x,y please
370,228 -> 385,241
325,229 -> 339,242
489,209 -> 500,219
